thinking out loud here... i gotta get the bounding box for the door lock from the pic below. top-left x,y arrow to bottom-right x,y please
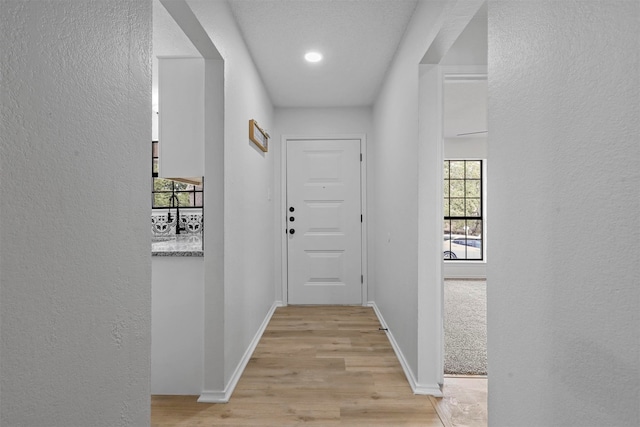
289,229 -> 295,235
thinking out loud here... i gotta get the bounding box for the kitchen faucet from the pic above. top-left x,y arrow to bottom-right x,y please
168,194 -> 185,235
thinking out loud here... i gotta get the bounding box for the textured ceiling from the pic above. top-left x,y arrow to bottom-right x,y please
227,0 -> 418,107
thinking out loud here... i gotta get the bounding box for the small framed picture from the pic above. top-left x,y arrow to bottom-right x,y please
249,119 -> 269,152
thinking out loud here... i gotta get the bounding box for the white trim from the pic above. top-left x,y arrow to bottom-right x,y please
279,138 -> 289,304
417,64 -> 446,388
360,137 -> 368,305
443,73 -> 487,82
413,383 -> 445,397
368,302 -> 443,397
280,134 -> 368,306
434,65 -> 446,387
197,390 -> 227,403
198,301 -> 283,403
440,65 -> 488,76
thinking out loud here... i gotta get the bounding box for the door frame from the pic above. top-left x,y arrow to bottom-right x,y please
417,65 -> 487,386
280,134 -> 368,306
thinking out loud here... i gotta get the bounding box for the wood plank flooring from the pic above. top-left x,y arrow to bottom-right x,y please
151,305 -> 444,426
431,376 -> 487,427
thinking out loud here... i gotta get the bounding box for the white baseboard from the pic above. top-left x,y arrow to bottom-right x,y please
197,390 -> 227,403
368,301 -> 443,398
414,383 -> 444,397
198,301 -> 283,403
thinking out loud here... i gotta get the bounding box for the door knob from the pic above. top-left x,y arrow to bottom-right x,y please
289,229 -> 295,235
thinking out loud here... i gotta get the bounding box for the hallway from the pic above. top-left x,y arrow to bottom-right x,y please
151,306 -> 486,426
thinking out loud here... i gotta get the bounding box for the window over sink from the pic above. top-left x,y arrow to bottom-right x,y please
151,140 -> 203,254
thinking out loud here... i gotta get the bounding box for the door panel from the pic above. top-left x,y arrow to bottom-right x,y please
287,139 -> 362,304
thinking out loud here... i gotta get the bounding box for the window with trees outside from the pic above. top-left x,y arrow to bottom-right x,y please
444,160 -> 483,260
152,178 -> 203,209
152,140 -> 202,209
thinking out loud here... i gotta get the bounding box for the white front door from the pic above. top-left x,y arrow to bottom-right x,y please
286,139 -> 362,304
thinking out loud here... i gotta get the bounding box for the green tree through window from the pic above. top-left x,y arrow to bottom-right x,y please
153,178 -> 202,208
151,140 -> 203,210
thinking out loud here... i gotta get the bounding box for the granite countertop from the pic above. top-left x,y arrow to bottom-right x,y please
152,235 -> 203,257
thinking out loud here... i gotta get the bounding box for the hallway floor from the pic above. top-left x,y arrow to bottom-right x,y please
432,376 -> 487,427
151,306 -> 486,426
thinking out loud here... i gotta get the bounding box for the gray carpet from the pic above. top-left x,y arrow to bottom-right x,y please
444,279 -> 487,375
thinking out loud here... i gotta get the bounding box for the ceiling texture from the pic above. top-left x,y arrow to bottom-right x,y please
227,0 -> 418,107
152,0 -> 418,108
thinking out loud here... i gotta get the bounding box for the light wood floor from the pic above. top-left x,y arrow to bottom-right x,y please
151,306 -> 486,426
432,376 -> 487,427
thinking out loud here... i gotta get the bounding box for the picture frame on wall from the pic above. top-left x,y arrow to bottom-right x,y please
249,119 -> 269,152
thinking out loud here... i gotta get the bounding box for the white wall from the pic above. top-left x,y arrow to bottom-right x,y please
202,57 -> 226,398
187,0 -> 276,395
274,107 -> 373,137
152,257 -> 204,394
372,1 -> 453,393
373,0 -> 484,395
444,136 -> 487,159
440,9 -> 487,66
0,1 -> 151,425
153,110 -> 159,141
273,107 -> 374,301
158,57 -> 205,177
488,1 -> 639,426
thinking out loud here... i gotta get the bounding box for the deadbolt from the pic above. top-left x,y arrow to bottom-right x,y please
289,216 -> 295,222
289,207 -> 295,212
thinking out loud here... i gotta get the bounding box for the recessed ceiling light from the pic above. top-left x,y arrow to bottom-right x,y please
304,51 -> 323,63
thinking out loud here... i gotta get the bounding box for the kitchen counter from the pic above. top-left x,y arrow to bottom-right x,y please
152,235 -> 203,257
